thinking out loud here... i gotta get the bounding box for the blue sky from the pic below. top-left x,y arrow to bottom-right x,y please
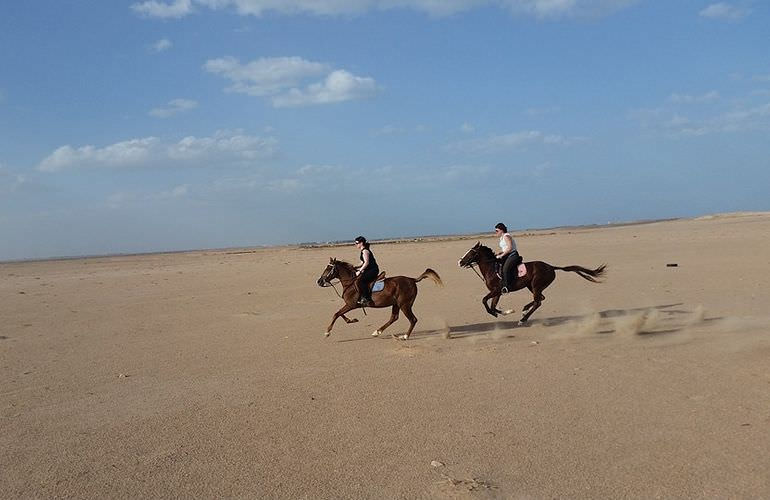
1,1 -> 769,260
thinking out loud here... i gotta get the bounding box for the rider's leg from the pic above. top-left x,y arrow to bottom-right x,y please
498,255 -> 509,293
357,269 -> 377,305
502,252 -> 519,292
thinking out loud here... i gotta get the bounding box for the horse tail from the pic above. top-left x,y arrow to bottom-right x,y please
553,264 -> 607,283
414,268 -> 443,287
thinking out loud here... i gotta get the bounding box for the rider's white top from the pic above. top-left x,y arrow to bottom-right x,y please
499,233 -> 517,254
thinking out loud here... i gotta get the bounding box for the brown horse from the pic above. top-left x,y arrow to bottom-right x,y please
317,258 -> 442,340
458,242 -> 606,323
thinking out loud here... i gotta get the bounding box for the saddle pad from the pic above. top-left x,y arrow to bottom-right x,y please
518,263 -> 527,277
372,280 -> 385,293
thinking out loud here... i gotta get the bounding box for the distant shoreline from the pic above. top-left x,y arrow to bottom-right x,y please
3,211 -> 767,265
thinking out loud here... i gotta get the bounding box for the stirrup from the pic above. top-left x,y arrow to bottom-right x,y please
501,286 -> 509,294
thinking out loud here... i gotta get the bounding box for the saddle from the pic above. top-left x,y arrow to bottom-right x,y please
366,271 -> 386,293
356,272 -> 386,306
356,271 -> 385,292
495,260 -> 527,279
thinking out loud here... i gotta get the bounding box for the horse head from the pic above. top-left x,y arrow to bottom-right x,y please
317,257 -> 339,287
458,242 -> 485,268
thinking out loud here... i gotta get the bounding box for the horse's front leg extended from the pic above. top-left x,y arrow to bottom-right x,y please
325,303 -> 357,337
482,291 -> 500,317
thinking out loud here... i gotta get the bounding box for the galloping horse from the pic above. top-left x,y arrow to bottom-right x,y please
458,242 -> 606,323
317,258 -> 442,340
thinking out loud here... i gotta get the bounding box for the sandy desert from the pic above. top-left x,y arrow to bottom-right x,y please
2,212 -> 769,498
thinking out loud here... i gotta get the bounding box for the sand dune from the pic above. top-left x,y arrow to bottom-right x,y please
2,214 -> 769,498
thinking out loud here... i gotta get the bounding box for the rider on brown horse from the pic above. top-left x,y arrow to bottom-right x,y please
494,222 -> 522,294
354,236 -> 379,306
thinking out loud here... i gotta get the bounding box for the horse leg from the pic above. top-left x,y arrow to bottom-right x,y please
373,305 -> 399,337
482,291 -> 500,317
520,293 -> 543,324
325,303 -> 356,337
394,302 -> 418,340
490,295 -> 502,315
520,271 -> 554,321
341,314 -> 359,324
520,281 -> 548,323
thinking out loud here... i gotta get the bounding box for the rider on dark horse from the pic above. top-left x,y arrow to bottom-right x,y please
494,222 -> 522,294
354,236 -> 379,306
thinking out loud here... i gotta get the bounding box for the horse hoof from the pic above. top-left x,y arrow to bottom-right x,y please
518,320 -> 527,326
399,334 -> 409,341
371,330 -> 381,337
324,331 -> 331,337
350,319 -> 359,323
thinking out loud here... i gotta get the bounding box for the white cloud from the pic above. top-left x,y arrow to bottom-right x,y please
297,164 -> 342,176
132,0 -> 194,18
374,124 -> 407,136
149,98 -> 198,118
38,138 -> 160,172
699,3 -> 750,21
272,70 -> 378,107
503,0 -> 584,17
152,38 -> 173,52
38,130 -> 277,172
204,56 -> 328,96
634,101 -> 770,137
107,184 -> 190,209
205,57 -> 378,107
449,130 -> 582,153
461,122 -> 475,133
159,184 -> 189,198
668,91 -> 720,104
0,166 -> 26,194
167,130 -> 277,160
373,124 -> 428,136
133,0 -> 637,19
267,178 -> 301,192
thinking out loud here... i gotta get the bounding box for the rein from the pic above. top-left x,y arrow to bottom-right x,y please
460,247 -> 492,283
328,280 -> 344,299
468,264 -> 485,282
323,264 -> 368,315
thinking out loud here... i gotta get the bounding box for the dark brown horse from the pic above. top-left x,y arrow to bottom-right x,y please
458,242 -> 606,323
317,258 -> 442,340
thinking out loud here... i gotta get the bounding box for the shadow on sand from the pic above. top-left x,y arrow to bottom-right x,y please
352,303 -> 721,342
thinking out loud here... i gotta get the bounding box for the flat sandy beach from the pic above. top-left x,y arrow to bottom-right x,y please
2,213 -> 769,498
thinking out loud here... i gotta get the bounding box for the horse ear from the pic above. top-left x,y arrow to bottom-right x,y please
329,257 -> 334,263
475,241 -> 481,248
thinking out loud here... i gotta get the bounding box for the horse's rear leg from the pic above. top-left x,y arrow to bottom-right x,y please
325,304 -> 356,337
373,305 -> 399,337
520,272 -> 554,322
520,297 -> 542,323
394,303 -> 418,340
520,290 -> 546,323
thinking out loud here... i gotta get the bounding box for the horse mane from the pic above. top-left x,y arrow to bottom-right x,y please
334,259 -> 356,271
476,244 -> 496,261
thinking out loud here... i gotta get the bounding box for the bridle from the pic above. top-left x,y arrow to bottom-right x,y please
320,260 -> 368,314
320,262 -> 344,298
459,247 -> 486,282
